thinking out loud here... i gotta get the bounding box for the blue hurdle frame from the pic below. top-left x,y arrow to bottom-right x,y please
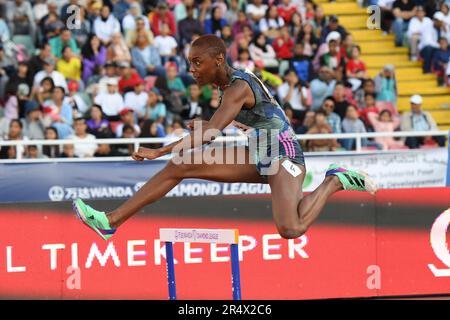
164,241 -> 242,300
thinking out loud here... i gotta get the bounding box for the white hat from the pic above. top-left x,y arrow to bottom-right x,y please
410,94 -> 423,105
434,11 -> 445,22
326,31 -> 341,43
106,77 -> 118,86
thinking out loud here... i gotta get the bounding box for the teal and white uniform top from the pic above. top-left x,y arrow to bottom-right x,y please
220,68 -> 305,177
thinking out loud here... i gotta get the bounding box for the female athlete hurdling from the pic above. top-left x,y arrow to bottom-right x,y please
73,35 -> 377,240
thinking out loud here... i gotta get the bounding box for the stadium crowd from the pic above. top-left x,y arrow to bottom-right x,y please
0,0 -> 447,159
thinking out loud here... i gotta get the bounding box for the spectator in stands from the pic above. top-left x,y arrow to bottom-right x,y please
233,48 -> 255,72
124,79 -> 148,119
144,87 -> 167,124
0,45 -> 16,99
163,117 -> 189,146
221,24 -> 234,48
111,0 -> 130,23
259,5 -> 284,40
367,109 -> 404,150
131,31 -> 165,79
202,87 -> 221,120
94,78 -> 124,120
333,82 -> 354,119
319,15 -> 347,45
154,23 -> 178,65
45,86 -> 73,139
117,61 -> 143,94
249,33 -> 279,73
401,94 -> 446,148
25,144 -> 46,159
107,32 -> 132,65
139,118 -> 166,149
181,83 -> 206,120
306,110 -> 340,151
355,79 -> 377,109
341,105 -> 369,151
71,6 -> 91,48
204,6 -> 228,37
0,119 -> 28,159
41,11 -> 64,42
232,11 -> 252,38
321,96 -> 341,134
288,12 -> 303,41
94,5 -> 121,46
432,37 -> 450,85
150,1 -> 176,37
174,0 -> 196,23
246,0 -> 268,28
28,43 -> 53,79
42,126 -> 60,158
346,45 -> 368,90
115,108 -> 141,138
21,100 -> 45,140
6,0 -> 36,43
225,0 -> 241,26
166,63 -> 186,98
340,33 -> 354,61
56,46 -> 82,83
310,66 -> 337,111
178,5 -> 203,46
289,43 -> 313,83
374,64 -> 398,105
49,28 -> 80,59
65,80 -> 89,117
6,62 -> 33,105
122,2 -> 150,39
277,69 -> 310,122
68,117 -> 98,158
278,0 -> 297,24
86,104 -> 114,138
81,34 -> 107,85
126,17 -> 154,48
34,76 -> 54,107
59,143 -> 77,158
272,25 -> 294,73
311,5 -> 327,37
392,0 -> 417,47
296,110 -> 315,135
93,61 -> 119,95
319,39 -> 346,82
33,58 -> 68,92
296,21 -> 319,59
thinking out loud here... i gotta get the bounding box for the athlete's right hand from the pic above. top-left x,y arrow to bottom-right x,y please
132,147 -> 163,161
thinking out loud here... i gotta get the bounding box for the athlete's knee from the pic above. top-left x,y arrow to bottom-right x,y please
167,159 -> 196,178
277,223 -> 307,239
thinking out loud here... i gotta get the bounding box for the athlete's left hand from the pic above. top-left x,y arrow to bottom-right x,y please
132,147 -> 163,161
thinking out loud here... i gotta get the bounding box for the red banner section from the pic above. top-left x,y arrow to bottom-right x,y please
0,188 -> 449,299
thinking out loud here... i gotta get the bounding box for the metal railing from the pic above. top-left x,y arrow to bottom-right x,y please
0,130 -> 448,162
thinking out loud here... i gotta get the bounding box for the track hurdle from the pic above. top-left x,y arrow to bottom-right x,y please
159,228 -> 241,300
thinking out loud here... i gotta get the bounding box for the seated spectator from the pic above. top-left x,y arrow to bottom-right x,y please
367,109 -> 404,150
25,145 -> 47,159
346,45 -> 368,90
277,69 -> 310,122
21,100 -> 46,140
289,42 -> 314,83
288,12 -> 303,41
42,127 -> 60,158
296,110 -> 315,135
321,96 -> 341,134
139,118 -> 166,149
319,39 -> 346,82
149,1 -> 176,37
107,32 -> 132,65
233,48 -> 255,72
117,61 -> 143,94
0,119 -> 28,159
392,0 -> 416,47
355,79 -> 376,109
42,11 -> 64,42
6,0 -> 36,43
313,30 -> 341,73
221,25 -> 234,48
166,63 -> 186,98
204,6 -> 228,37
131,32 -> 165,79
178,5 -> 203,46
181,83 -> 206,120
341,105 -> 368,151
174,0 -> 198,23
202,88 -> 221,120
71,6 -> 91,48
432,37 -> 450,84
124,79 -> 148,119
56,46 -> 82,83
272,25 -> 294,73
34,77 -> 55,108
319,15 -> 347,45
163,118 -> 189,146
92,61 -> 120,95
433,8 -> 450,44
67,117 -> 98,158
278,0 -> 297,24
306,110 -> 340,151
332,82 -> 355,119
64,81 -> 89,117
6,62 -> 33,106
374,64 -> 398,105
245,0 -> 268,28
297,21 -> 319,59
154,23 -> 178,65
86,104 -> 114,138
406,5 -> 434,62
44,86 -> 73,139
401,94 -> 446,148
94,78 -> 125,120
81,34 -> 107,85
95,142 -> 127,157
259,5 -> 284,40
122,2 -> 150,40
59,143 -> 77,158
340,33 -> 354,61
28,43 -> 52,79
232,11 -> 252,38
249,33 -> 279,73
115,108 -> 141,138
126,17 -> 154,49
94,5 -> 121,46
144,87 -> 167,124
310,66 -> 337,111
33,58 -> 68,92
0,46 -> 17,99
225,0 -> 241,26
49,28 -> 80,59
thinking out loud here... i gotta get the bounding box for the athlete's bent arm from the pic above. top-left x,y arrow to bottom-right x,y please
132,81 -> 252,161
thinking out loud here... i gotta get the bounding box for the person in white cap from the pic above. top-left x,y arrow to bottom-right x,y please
400,94 -> 445,148
93,77 -> 125,120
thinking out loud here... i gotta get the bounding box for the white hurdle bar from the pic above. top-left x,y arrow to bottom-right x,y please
159,228 -> 241,300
